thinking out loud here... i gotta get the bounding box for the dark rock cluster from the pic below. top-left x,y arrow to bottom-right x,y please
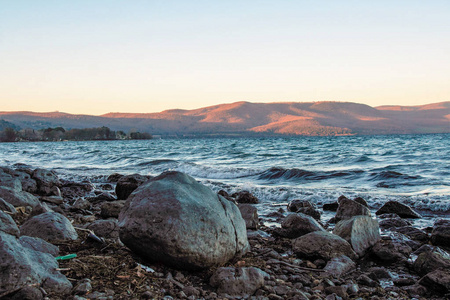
0,165 -> 449,299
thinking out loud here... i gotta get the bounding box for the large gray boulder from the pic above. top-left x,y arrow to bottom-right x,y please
119,171 -> 249,270
431,219 -> 450,248
20,212 -> 78,242
0,232 -> 72,294
0,186 -> 40,207
276,213 -> 325,239
375,200 -> 421,218
31,168 -> 61,196
333,216 -> 380,257
292,231 -> 357,261
115,173 -> 149,200
209,267 -> 268,298
335,198 -> 371,222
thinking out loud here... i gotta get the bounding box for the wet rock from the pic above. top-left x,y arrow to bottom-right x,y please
324,255 -> 356,277
99,183 -> 114,190
209,267 -> 267,298
393,277 -> 416,286
292,231 -> 357,261
335,198 -> 371,222
375,201 -> 421,219
29,202 -> 54,218
40,194 -> 64,205
431,219 -> 450,248
353,197 -> 369,207
20,212 -> 78,242
419,268 -> 450,294
87,219 -> 119,239
107,173 -> 123,183
392,226 -> 429,242
70,199 -> 90,211
333,215 -> 380,257
287,200 -> 321,220
0,168 -> 22,191
60,181 -> 94,200
19,235 -> 59,256
88,191 -> 116,202
31,168 -> 61,195
0,186 -> 40,207
413,247 -> 450,275
73,278 -> 92,295
0,231 -> 72,294
101,200 -> 126,218
276,213 -> 325,239
0,210 -> 20,236
367,267 -> 392,280
403,284 -> 427,297
119,171 -> 249,270
324,286 -> 348,299
232,190 -> 259,204
378,217 -> 410,230
377,213 -> 401,219
357,274 -> 378,287
218,190 -> 235,202
0,197 -> 16,214
115,174 -> 149,200
323,202 -> 339,212
370,236 -> 412,263
238,204 -> 259,229
15,171 -> 38,194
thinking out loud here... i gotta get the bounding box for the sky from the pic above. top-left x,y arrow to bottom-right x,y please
0,1 -> 449,115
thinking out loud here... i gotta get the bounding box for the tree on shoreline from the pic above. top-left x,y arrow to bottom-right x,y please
0,126 -> 152,142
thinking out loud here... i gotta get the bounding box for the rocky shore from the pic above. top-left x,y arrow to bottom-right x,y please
1,165 -> 450,299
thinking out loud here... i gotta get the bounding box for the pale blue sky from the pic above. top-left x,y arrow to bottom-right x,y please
1,1 -> 449,114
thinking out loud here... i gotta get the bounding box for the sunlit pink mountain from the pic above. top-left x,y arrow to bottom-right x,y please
1,101 -> 449,136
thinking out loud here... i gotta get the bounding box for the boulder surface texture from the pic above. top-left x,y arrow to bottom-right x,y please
375,200 -> 421,218
20,212 -> 78,242
333,216 -> 380,257
119,171 -> 249,270
210,267 -> 267,298
292,231 -> 357,261
0,232 -> 72,294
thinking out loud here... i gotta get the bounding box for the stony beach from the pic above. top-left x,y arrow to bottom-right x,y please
1,165 -> 450,300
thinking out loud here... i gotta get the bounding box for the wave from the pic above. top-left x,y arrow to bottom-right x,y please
370,170 -> 421,181
258,167 -> 364,181
135,159 -> 178,166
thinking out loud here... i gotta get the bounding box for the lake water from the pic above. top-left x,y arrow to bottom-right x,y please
1,134 -> 449,221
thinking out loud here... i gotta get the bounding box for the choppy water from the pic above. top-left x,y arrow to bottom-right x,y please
1,134 -> 449,216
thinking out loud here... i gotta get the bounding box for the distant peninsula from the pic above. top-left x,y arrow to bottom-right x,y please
1,101 -> 449,138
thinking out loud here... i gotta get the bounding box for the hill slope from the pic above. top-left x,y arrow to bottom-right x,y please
1,101 -> 449,136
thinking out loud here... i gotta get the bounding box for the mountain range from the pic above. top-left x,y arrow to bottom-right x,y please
1,101 -> 449,137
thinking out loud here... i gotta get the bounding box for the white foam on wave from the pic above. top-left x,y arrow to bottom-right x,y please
169,162 -> 263,180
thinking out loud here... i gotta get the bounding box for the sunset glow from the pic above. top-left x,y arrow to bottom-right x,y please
1,1 -> 449,114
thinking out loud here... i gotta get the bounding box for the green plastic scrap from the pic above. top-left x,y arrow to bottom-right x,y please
55,254 -> 77,261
